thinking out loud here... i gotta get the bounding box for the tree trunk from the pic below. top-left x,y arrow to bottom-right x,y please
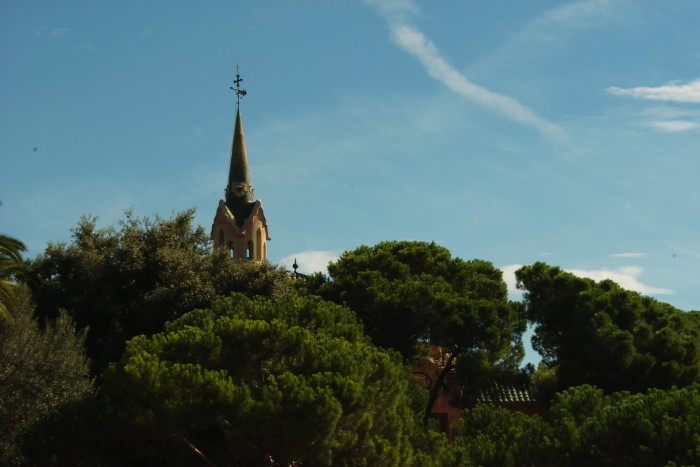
423,350 -> 459,422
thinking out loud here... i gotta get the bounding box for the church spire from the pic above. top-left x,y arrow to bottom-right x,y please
212,68 -> 269,262
226,70 -> 254,206
227,108 -> 253,201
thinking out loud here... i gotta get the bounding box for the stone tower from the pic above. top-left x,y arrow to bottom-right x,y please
211,106 -> 269,261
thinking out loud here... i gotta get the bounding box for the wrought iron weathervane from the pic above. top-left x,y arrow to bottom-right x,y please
230,64 -> 247,106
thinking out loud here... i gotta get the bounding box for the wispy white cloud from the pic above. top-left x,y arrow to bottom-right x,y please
607,79 -> 700,104
501,263 -> 673,299
628,105 -> 700,133
524,0 -> 627,42
32,27 -> 70,38
471,0 -> 626,75
49,28 -> 70,38
500,264 -> 524,300
277,250 -> 340,275
643,120 -> 700,133
363,0 -> 418,19
363,0 -> 567,142
642,106 -> 699,119
566,266 -> 673,295
609,252 -> 647,258
672,246 -> 700,259
538,0 -> 618,28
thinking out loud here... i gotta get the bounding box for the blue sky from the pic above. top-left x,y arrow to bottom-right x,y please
2,0 -> 699,321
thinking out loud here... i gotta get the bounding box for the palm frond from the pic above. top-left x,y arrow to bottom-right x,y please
0,234 -> 27,262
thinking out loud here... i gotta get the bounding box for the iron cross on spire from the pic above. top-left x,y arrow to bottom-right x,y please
230,64 -> 247,106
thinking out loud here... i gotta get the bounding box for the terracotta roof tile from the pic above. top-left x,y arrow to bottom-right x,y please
477,383 -> 534,403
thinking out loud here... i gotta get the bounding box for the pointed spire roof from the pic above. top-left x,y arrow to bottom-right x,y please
228,108 -> 251,186
225,106 -> 256,225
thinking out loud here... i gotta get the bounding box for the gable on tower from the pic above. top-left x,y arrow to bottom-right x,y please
211,72 -> 269,261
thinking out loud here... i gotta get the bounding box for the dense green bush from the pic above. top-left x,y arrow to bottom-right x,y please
517,262 -> 700,393
0,287 -> 93,465
452,384 -> 700,467
27,293 -> 431,466
24,209 -> 290,373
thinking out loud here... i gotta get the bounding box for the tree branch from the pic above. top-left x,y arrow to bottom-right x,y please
423,349 -> 460,422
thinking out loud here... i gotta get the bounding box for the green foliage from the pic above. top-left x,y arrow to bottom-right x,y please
451,384 -> 700,467
11,228 -> 699,465
95,293 -> 427,466
454,404 -> 556,467
516,262 -> 700,393
0,216 -> 28,325
308,241 -> 526,409
24,209 -> 290,372
411,427 -> 468,467
16,396 -> 111,467
551,384 -> 700,466
0,286 -> 93,465
531,362 -> 559,402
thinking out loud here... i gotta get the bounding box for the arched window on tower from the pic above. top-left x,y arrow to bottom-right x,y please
227,240 -> 234,258
247,240 -> 254,260
218,228 -> 224,247
255,228 -> 262,261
